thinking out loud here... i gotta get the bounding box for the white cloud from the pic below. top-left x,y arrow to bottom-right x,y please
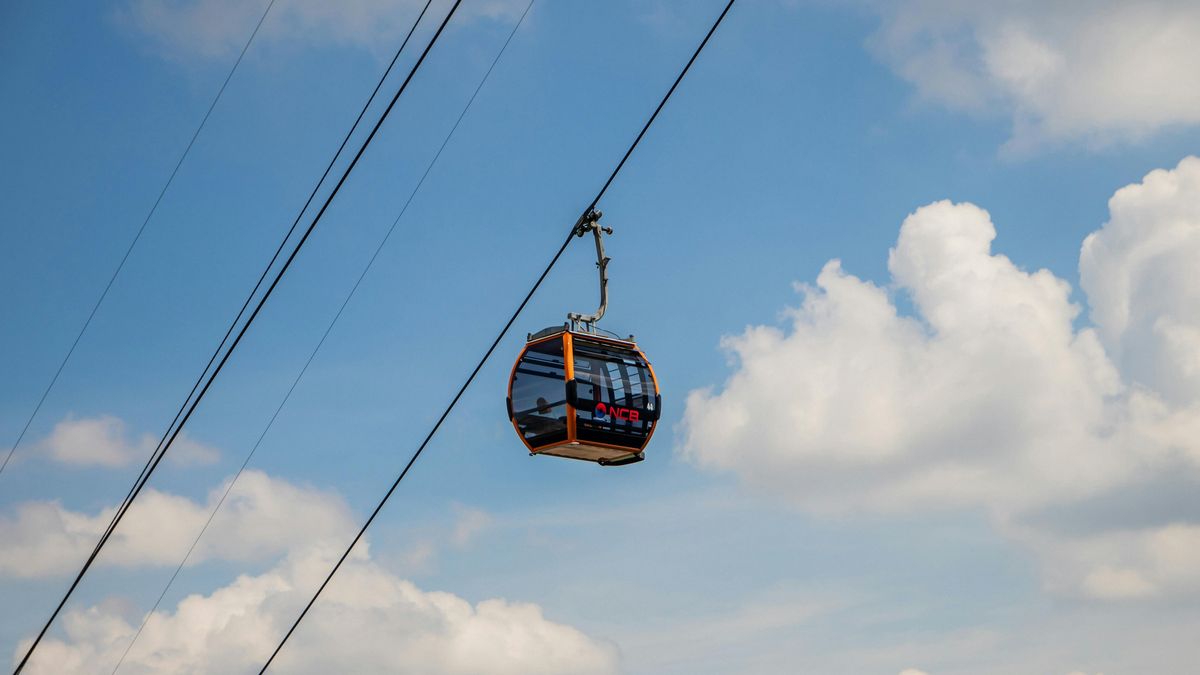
0,470 -> 351,577
679,157 -> 1200,599
38,415 -> 138,467
899,670 -> 931,675
118,0 -> 528,60
35,414 -> 218,468
6,472 -> 615,674
1081,155 -> 1200,407
867,1 -> 1200,152
681,199 -> 1133,515
17,548 -> 618,675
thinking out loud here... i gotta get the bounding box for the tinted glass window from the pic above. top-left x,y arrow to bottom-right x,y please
572,340 -> 655,448
511,339 -> 568,448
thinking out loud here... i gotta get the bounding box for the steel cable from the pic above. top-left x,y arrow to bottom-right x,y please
256,1 -> 736,670
10,1 -> 451,672
108,2 -> 533,670
0,0 -> 277,484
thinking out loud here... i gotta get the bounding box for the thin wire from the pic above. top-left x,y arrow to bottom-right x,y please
10,1 -> 455,672
0,0 -> 277,483
108,2 -> 532,671
83,0 -> 433,622
95,0 -> 434,559
257,1 -> 736,671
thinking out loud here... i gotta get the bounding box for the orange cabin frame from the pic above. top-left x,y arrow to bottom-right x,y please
507,328 -> 660,465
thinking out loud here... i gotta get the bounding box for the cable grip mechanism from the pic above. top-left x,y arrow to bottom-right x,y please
567,208 -> 612,333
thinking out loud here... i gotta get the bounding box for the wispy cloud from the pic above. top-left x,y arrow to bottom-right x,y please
0,470 -> 348,577
35,414 -> 218,468
450,504 -> 492,547
866,1 -> 1200,153
116,0 -> 528,61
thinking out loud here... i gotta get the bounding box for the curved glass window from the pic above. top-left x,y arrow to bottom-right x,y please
572,340 -> 655,448
511,339 -> 568,447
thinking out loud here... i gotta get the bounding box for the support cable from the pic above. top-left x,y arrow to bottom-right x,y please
257,1 -> 736,671
94,0 -> 433,556
0,0 -> 277,483
108,2 -> 532,671
10,1 -> 455,672
97,0 -> 436,567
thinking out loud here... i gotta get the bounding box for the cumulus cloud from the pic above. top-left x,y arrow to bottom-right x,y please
118,0 -> 528,60
36,414 -> 218,468
6,472 -> 614,674
681,199 -> 1132,515
680,157 -> 1200,599
0,470 -> 351,577
17,548 -> 617,675
1081,156 -> 1200,407
866,1 -> 1200,152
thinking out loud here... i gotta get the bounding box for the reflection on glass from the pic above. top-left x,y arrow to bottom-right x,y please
512,340 -> 567,446
572,340 -> 655,447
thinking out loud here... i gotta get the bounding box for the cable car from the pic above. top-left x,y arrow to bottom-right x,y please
506,210 -> 660,466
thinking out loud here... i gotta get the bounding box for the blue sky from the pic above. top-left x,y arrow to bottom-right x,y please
3,1 -> 1200,673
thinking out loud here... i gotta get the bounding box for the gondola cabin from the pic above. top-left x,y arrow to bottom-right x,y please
507,326 -> 660,466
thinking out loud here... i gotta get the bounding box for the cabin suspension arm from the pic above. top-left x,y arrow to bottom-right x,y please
568,208 -> 612,331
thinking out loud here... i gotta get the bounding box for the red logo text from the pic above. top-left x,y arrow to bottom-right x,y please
595,402 -> 639,422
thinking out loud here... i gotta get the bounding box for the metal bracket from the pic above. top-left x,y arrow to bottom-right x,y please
567,208 -> 613,333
